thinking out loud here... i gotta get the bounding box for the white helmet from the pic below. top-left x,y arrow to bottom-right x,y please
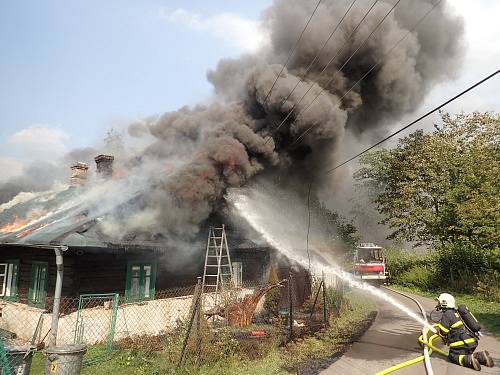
437,293 -> 455,309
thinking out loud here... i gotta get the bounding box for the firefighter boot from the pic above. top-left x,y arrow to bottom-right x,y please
474,351 -> 494,367
465,355 -> 481,371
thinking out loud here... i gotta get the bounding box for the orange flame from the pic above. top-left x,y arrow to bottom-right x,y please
0,210 -> 48,234
15,223 -> 49,238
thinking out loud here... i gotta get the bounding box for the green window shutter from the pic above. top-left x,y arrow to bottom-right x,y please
124,262 -> 132,302
28,264 -> 37,306
147,262 -> 157,301
28,262 -> 49,308
6,260 -> 19,302
125,261 -> 156,302
38,263 -> 48,309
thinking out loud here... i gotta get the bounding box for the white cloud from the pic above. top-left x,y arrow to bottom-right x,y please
430,0 -> 500,114
0,157 -> 24,181
7,125 -> 69,159
160,8 -> 269,53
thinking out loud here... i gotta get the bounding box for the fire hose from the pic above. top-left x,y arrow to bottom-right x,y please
375,332 -> 449,375
375,287 -> 436,375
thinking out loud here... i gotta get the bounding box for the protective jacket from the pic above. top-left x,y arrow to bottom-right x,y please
437,308 -> 477,348
437,308 -> 478,368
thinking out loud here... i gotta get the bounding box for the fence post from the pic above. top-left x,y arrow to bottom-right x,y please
288,272 -> 293,341
322,271 -> 327,326
308,279 -> 323,320
178,278 -> 202,367
195,277 -> 202,363
106,294 -> 119,352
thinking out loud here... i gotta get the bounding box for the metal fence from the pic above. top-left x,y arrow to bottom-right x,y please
0,274 -> 346,374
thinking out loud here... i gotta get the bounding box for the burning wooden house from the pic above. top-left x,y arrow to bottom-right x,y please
0,156 -> 307,344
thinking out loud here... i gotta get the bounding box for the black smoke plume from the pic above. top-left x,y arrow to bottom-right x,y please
121,0 -> 463,239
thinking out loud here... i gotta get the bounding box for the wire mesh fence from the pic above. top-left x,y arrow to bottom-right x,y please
0,337 -> 36,375
0,272 -> 347,374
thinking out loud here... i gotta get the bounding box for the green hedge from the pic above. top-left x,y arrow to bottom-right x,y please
386,246 -> 500,301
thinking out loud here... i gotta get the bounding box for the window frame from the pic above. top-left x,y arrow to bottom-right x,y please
28,261 -> 49,308
4,260 -> 20,301
124,261 -> 157,302
0,263 -> 7,297
232,261 -> 243,288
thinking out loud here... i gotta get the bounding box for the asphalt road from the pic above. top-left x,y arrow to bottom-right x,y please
320,288 -> 499,375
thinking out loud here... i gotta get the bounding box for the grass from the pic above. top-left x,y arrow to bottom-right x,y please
27,291 -> 377,375
390,284 -> 500,337
282,290 -> 376,373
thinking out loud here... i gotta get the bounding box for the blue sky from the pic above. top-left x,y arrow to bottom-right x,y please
0,0 -> 499,180
0,0 -> 270,169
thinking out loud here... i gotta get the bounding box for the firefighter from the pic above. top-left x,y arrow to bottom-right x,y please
435,293 -> 494,371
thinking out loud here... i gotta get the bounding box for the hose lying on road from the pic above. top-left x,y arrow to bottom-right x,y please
375,333 -> 449,375
375,287 -> 434,375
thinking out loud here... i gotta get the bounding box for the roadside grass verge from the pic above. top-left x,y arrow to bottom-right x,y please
283,290 -> 376,374
29,291 -> 376,375
390,284 -> 500,337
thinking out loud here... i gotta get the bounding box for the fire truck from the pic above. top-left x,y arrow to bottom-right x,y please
353,243 -> 387,285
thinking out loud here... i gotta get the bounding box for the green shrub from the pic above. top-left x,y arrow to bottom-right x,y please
473,270 -> 500,302
385,248 -> 432,281
395,265 -> 436,290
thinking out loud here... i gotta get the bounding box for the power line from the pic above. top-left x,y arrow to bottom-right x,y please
260,0 -> 323,108
292,0 -> 442,145
323,68 -> 500,175
268,0 -> 385,137
305,68 -> 500,268
278,0 -> 358,109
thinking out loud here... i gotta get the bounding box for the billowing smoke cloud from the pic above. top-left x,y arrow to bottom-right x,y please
0,147 -> 98,206
120,0 -> 463,239
1,0 -> 464,242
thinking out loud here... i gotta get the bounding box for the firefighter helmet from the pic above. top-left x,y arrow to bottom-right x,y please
437,293 -> 456,309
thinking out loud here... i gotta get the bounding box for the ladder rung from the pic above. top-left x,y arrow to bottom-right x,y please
210,236 -> 223,239
205,265 -> 220,267
208,255 -> 229,258
204,285 -> 218,287
204,275 -> 219,277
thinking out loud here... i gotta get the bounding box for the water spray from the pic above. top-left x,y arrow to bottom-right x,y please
228,190 -> 437,334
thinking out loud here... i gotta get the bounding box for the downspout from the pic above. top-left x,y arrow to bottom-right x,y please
50,245 -> 67,347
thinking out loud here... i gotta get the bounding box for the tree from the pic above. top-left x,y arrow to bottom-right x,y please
310,197 -> 359,252
354,112 -> 499,250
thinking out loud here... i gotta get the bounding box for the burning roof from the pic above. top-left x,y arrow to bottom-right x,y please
0,0 -> 464,247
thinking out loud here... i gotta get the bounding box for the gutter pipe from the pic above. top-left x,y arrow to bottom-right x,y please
49,245 -> 68,347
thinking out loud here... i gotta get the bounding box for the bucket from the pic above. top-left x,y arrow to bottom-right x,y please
2,345 -> 36,375
45,344 -> 87,375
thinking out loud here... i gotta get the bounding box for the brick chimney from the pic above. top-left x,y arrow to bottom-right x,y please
94,154 -> 114,178
69,162 -> 89,186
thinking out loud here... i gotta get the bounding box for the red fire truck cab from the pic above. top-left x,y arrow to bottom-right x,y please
353,243 -> 387,285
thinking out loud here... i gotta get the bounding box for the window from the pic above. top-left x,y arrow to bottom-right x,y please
125,261 -> 156,302
232,262 -> 243,288
28,262 -> 49,308
0,260 -> 20,301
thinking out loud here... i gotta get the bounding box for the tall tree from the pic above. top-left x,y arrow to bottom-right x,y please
354,112 -> 499,249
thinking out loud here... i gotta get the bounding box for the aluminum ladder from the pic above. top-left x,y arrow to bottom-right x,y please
201,224 -> 233,307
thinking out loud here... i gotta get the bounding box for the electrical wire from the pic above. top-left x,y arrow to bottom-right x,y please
260,0 -> 323,108
291,0 -> 443,145
323,68 -> 500,175
268,0 -> 382,137
277,0 -> 358,109
304,68 -> 500,273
